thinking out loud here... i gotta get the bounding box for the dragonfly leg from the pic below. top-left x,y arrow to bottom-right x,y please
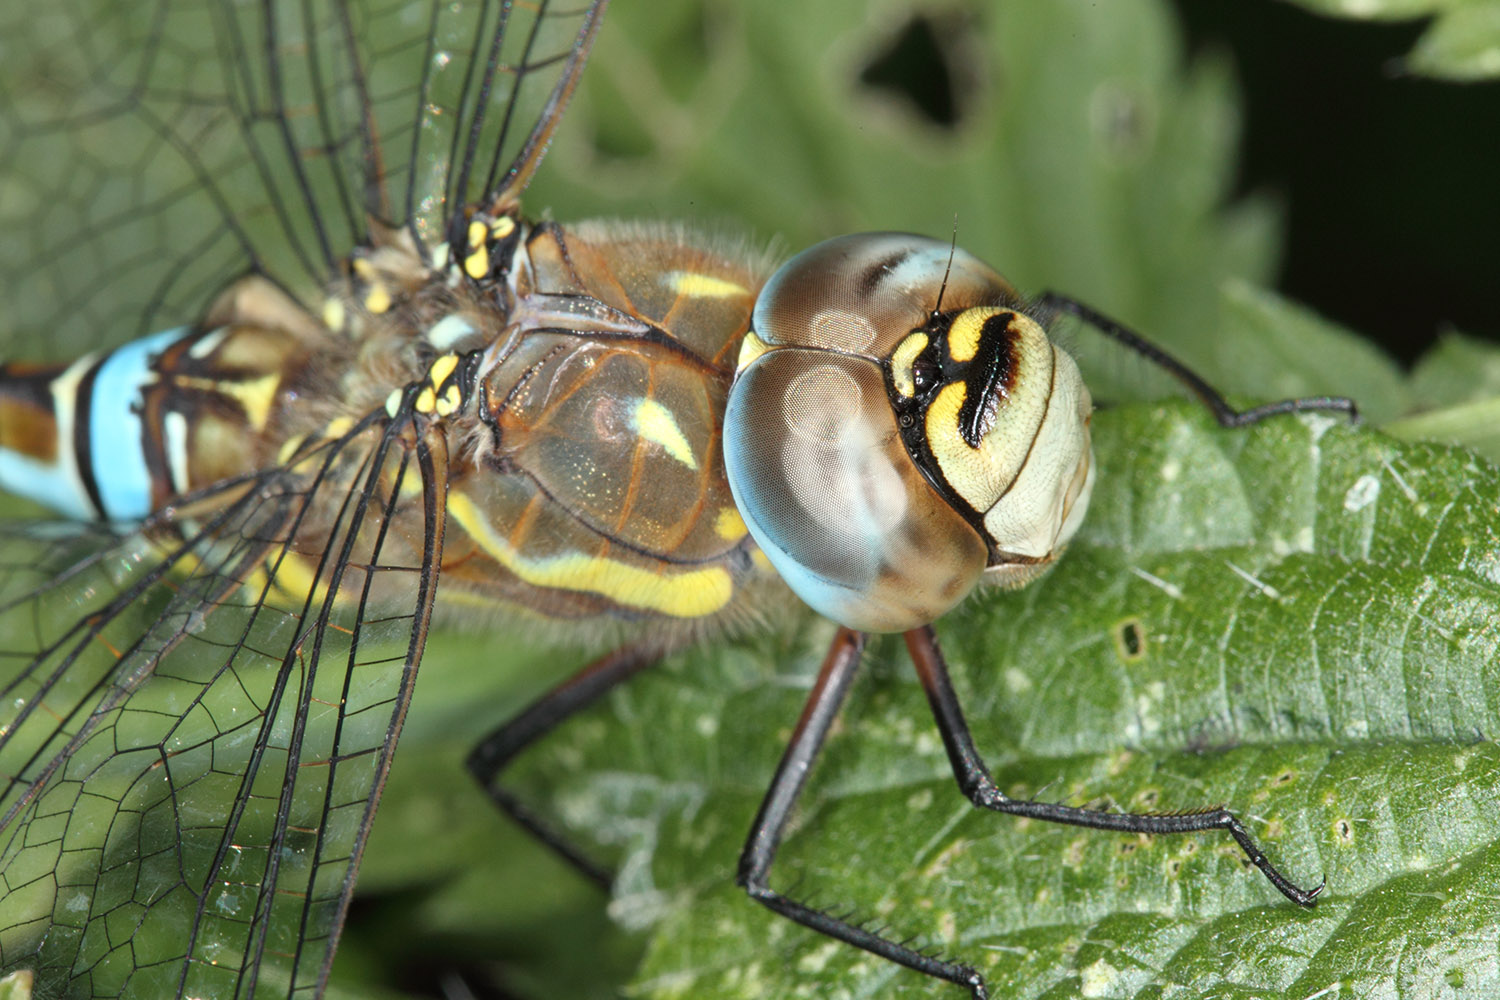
905,625 -> 1324,907
736,628 -> 991,999
467,644 -> 660,889
1032,291 -> 1360,427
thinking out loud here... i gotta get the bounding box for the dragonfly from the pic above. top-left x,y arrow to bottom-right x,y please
0,1 -> 1358,997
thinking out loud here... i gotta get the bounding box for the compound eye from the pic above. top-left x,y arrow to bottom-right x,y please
724,346 -> 989,633
723,233 -> 1096,633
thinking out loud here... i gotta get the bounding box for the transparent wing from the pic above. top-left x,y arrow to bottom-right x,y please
0,411 -> 450,998
0,0 -> 605,362
0,1 -> 605,993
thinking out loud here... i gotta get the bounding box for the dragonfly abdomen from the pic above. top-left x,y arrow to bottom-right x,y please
0,276 -> 342,523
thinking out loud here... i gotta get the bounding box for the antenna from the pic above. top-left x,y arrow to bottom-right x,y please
931,214 -> 960,320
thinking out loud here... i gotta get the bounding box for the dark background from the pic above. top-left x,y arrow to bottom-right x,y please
1172,0 -> 1500,364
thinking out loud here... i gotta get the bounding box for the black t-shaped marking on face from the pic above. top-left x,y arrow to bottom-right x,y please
957,311 -> 1019,448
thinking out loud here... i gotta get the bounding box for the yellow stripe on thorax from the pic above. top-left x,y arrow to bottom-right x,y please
666,270 -> 749,299
449,491 -> 732,618
631,397 -> 697,469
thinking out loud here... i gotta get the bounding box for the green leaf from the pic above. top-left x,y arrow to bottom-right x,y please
1408,5 -> 1500,79
1409,331 -> 1500,409
1211,281 -> 1410,423
1380,333 -> 1500,463
502,406 -> 1500,1000
1277,0 -> 1500,81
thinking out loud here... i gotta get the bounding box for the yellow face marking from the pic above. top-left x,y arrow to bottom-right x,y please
926,317 -> 1059,515
322,297 -> 346,333
449,492 -> 734,617
631,397 -> 698,470
714,506 -> 748,541
735,330 -> 771,373
171,372 -> 281,431
889,331 -> 929,398
926,382 -> 969,452
667,270 -> 749,299
947,306 -> 1008,363
464,219 -> 490,279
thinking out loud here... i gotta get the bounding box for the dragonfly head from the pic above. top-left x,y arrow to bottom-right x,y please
723,233 -> 1094,633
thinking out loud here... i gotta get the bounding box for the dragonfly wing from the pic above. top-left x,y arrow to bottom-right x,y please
0,411 -> 450,998
0,0 -> 606,361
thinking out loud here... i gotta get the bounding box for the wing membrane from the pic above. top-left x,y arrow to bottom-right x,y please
0,0 -> 608,993
0,0 -> 604,361
0,412 -> 449,998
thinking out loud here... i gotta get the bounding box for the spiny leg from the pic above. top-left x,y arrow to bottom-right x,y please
467,643 -> 660,889
1033,291 -> 1359,427
905,625 -> 1323,907
736,628 -> 991,999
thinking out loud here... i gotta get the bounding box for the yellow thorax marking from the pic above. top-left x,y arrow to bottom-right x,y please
435,383 -> 462,417
666,270 -> 749,299
734,330 -> 771,373
322,297 -> 347,333
714,505 -> 748,541
491,215 -> 516,239
414,354 -> 462,416
242,549 -> 329,608
889,331 -> 929,398
352,258 -> 392,315
411,353 -> 462,416
427,353 -> 460,387
464,220 -> 490,280
172,371 -> 281,431
448,492 -> 734,617
631,397 -> 697,469
277,415 -> 359,466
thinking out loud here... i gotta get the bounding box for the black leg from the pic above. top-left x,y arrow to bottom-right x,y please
905,626 -> 1324,906
736,628 -> 991,1000
467,644 -> 660,889
1033,291 -> 1359,427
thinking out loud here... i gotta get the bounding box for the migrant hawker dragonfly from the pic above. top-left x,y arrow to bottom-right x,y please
0,1 -> 1358,996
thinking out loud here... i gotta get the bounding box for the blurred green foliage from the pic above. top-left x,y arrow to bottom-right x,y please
1280,0 -> 1500,81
